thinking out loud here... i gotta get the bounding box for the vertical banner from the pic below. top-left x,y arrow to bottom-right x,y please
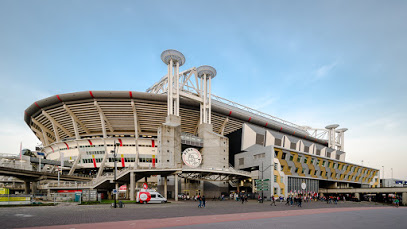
121,154 -> 125,167
92,155 -> 97,168
152,155 -> 156,168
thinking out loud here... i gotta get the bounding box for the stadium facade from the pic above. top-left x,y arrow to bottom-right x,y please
23,50 -> 379,199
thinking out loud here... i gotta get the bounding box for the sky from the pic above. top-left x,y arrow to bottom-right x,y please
0,0 -> 406,180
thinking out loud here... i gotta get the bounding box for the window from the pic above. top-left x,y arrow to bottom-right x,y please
289,155 -> 294,161
320,171 -> 323,176
290,142 -> 296,150
274,151 -> 279,157
311,158 -> 314,164
327,152 -> 331,158
275,138 -> 282,146
308,169 -> 312,175
255,134 -> 265,146
304,158 -> 308,164
274,164 -> 278,170
288,166 -> 292,172
328,162 -> 331,167
336,155 -> 340,160
304,146 -> 309,153
297,156 -> 301,163
282,153 -> 286,160
280,165 -> 284,171
274,187 -> 278,194
274,175 -> 277,182
322,161 -> 326,166
295,168 -> 299,173
316,149 -> 321,156
239,158 -> 244,165
314,170 -> 318,175
301,168 -> 305,174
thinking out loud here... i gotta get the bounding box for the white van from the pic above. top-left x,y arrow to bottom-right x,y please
136,189 -> 167,204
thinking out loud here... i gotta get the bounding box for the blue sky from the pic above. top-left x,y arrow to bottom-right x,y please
0,0 -> 406,180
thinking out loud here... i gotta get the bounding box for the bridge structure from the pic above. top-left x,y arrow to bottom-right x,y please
39,165 -> 252,201
320,187 -> 407,205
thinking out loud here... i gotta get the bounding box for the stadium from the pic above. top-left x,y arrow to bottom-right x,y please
23,50 -> 380,200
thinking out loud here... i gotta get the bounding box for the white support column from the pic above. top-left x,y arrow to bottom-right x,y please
174,173 -> 178,201
219,117 -> 229,135
71,117 -> 80,140
208,75 -> 212,124
167,64 -> 171,116
130,172 -> 135,201
96,101 -> 107,138
176,61 -> 180,116
203,74 -> 207,123
50,121 -> 60,142
41,128 -> 50,146
131,100 -> 140,168
169,59 -> 173,115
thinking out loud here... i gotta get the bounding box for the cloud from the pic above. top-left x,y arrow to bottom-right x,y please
314,61 -> 338,79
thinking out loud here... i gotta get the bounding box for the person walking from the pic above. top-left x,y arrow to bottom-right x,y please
198,195 -> 202,208
202,195 -> 206,208
270,196 -> 276,206
241,194 -> 245,204
298,196 -> 302,207
285,196 -> 290,206
290,196 -> 293,206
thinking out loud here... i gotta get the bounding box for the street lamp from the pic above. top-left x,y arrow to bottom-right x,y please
112,141 -> 120,208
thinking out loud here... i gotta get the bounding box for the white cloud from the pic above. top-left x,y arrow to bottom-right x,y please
314,61 -> 338,79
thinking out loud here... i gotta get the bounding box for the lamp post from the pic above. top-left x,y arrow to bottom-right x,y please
112,141 -> 119,208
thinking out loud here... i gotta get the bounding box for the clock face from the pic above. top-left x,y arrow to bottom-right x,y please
182,148 -> 202,168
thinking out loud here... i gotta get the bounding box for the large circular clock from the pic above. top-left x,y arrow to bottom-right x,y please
182,148 -> 202,168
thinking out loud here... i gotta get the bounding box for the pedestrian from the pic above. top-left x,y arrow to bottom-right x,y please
285,196 -> 290,205
270,196 -> 276,206
241,194 -> 245,204
198,195 -> 202,208
298,196 -> 302,207
245,194 -> 248,202
395,198 -> 399,208
202,195 -> 206,208
290,196 -> 293,206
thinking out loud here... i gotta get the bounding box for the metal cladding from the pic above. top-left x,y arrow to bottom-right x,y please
197,65 -> 217,79
24,90 -> 328,146
161,49 -> 186,66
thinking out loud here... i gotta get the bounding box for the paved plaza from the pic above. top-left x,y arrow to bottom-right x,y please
0,200 -> 405,228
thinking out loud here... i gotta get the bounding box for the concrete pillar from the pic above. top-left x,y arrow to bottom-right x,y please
145,177 -> 148,183
126,183 -> 130,199
354,193 -> 360,200
24,181 -> 30,194
107,191 -> 112,200
402,193 -> 407,206
115,183 -> 119,201
32,182 -> 37,195
130,172 -> 135,201
175,174 -> 178,201
164,176 -> 168,199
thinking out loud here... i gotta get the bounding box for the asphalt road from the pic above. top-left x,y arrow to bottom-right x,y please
0,200 -> 402,228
